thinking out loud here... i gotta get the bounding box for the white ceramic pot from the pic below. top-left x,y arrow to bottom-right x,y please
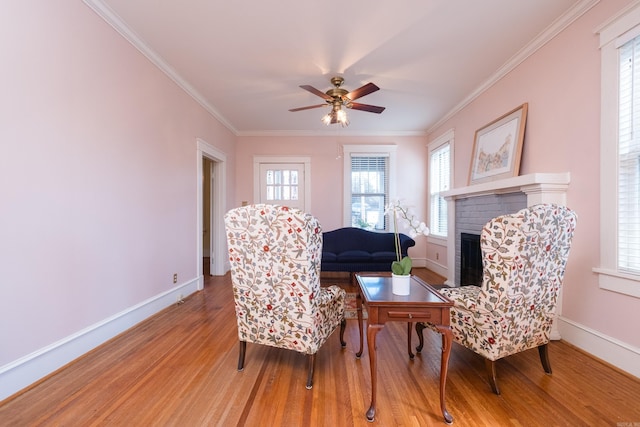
391,273 -> 411,295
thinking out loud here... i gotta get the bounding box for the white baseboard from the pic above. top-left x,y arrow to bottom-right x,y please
423,259 -> 448,280
0,277 -> 201,402
558,316 -> 640,379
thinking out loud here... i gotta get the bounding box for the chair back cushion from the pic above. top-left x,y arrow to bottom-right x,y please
473,204 -> 577,358
224,204 -> 343,354
443,204 -> 577,360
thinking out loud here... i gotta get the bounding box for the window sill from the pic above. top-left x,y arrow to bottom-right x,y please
593,267 -> 640,299
427,235 -> 447,246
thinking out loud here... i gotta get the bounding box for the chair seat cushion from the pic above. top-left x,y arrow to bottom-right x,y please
439,285 -> 481,310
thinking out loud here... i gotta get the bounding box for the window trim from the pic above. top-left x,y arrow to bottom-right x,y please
427,129 -> 454,242
343,145 -> 397,229
596,4 -> 640,299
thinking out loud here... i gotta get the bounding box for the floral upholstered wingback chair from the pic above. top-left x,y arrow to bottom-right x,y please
224,204 -> 346,389
437,204 -> 577,394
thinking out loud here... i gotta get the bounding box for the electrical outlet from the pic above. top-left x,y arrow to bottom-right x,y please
173,273 -> 178,284
436,252 -> 440,261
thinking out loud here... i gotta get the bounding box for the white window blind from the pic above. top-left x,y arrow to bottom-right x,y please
350,155 -> 388,230
618,35 -> 640,273
429,143 -> 450,237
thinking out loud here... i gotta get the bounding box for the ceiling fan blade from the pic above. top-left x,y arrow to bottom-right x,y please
289,104 -> 326,112
299,85 -> 333,101
346,82 -> 379,101
349,102 -> 385,114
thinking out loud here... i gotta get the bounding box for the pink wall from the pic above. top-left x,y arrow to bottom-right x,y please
3,0 -> 638,397
0,0 -> 235,367
428,0 -> 640,348
235,135 -> 430,258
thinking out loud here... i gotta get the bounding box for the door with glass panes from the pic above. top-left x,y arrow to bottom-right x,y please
258,163 -> 305,210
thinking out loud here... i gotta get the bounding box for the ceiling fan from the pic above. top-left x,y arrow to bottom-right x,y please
289,76 -> 385,126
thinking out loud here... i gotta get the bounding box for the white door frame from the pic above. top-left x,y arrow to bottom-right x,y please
253,156 -> 311,212
197,138 -> 227,288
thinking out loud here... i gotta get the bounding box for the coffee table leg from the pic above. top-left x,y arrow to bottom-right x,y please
407,322 -> 415,359
356,291 -> 364,358
366,323 -> 384,422
435,325 -> 454,425
415,321 -> 426,353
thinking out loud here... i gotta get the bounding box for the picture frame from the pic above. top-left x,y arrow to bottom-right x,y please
468,103 -> 528,185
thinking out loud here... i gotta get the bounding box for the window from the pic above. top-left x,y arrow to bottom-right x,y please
618,35 -> 640,273
343,145 -> 397,230
253,157 -> 310,212
428,130 -> 453,237
595,5 -> 640,298
264,169 -> 299,201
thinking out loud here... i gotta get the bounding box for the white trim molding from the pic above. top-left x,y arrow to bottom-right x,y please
429,0 -> 600,133
342,144 -> 398,228
82,0 -> 237,135
197,139 -> 228,280
558,316 -> 640,379
595,0 -> 640,300
0,278 -> 200,402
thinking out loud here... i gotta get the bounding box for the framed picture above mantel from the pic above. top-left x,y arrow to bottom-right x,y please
468,103 -> 528,185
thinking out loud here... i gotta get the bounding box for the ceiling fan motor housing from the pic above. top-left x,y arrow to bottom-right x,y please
327,77 -> 349,102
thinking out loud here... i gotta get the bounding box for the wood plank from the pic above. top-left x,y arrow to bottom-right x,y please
1,268 -> 638,426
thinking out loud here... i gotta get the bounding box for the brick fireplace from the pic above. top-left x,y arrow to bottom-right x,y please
441,172 -> 571,339
455,193 -> 527,285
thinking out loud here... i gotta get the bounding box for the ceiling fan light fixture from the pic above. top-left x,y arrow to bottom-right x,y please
322,106 -> 349,127
336,108 -> 349,126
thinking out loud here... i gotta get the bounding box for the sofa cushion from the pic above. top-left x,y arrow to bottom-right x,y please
336,250 -> 372,262
321,252 -> 337,262
371,251 -> 398,262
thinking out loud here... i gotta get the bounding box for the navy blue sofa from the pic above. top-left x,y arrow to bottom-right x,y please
321,227 -> 416,274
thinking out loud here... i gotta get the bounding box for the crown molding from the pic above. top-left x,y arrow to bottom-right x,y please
82,0 -> 238,135
83,0 -> 597,139
236,129 -> 427,138
427,0 -> 600,133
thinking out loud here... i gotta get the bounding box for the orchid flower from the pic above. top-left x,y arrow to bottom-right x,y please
385,200 -> 430,275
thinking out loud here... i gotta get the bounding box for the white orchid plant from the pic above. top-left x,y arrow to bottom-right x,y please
385,200 -> 430,276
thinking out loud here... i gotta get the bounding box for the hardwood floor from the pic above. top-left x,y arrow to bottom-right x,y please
1,268 -> 639,426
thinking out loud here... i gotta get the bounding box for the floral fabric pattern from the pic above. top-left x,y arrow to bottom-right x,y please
224,204 -> 346,355
439,204 -> 577,362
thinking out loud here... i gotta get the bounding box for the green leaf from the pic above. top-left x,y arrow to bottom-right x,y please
392,256 -> 412,275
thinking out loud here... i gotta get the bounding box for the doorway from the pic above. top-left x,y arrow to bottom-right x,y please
197,139 -> 226,288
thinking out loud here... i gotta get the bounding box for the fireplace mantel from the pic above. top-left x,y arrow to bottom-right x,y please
442,172 -> 570,202
442,172 -> 571,285
441,172 -> 571,339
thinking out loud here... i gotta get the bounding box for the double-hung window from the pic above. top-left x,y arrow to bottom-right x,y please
428,130 -> 453,238
596,5 -> 640,298
618,36 -> 640,274
343,145 -> 396,230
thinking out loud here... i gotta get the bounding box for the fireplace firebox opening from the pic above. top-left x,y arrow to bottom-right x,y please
460,233 -> 482,286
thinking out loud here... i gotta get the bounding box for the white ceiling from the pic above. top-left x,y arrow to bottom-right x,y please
87,0 -> 586,136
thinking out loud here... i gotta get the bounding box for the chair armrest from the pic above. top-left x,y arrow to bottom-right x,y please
439,285 -> 481,312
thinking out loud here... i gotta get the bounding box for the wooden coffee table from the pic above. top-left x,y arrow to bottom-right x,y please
355,272 -> 454,424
